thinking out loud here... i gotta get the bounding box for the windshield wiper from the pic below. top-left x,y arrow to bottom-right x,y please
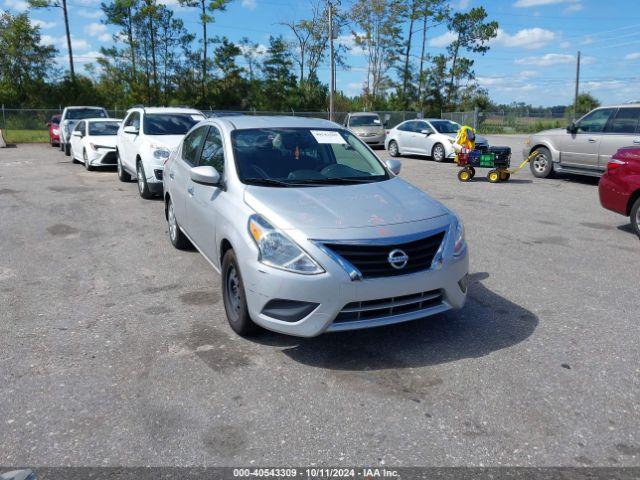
243,178 -> 294,187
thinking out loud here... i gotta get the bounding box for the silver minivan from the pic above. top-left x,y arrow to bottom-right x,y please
163,116 -> 468,338
524,104 -> 640,178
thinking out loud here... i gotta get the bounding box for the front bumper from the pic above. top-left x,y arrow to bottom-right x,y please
241,221 -> 468,337
87,149 -> 118,166
357,134 -> 385,145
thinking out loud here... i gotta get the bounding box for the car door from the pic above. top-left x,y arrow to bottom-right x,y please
121,112 -> 141,172
188,125 -> 226,263
559,108 -> 616,168
396,121 -> 417,153
169,125 -> 209,239
598,107 -> 640,169
412,121 -> 435,155
71,121 -> 84,158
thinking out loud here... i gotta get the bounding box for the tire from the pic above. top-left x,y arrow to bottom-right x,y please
432,143 -> 446,162
530,147 -> 554,178
117,151 -> 132,182
630,197 -> 640,239
136,161 -> 153,199
388,140 -> 400,157
458,169 -> 471,182
222,249 -> 260,337
83,150 -> 94,171
468,166 -> 476,179
166,197 -> 191,249
64,142 -> 71,157
487,170 -> 500,183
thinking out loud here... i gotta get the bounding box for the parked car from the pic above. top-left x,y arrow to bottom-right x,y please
116,106 -> 205,199
343,112 -> 387,147
524,104 -> 640,178
47,114 -> 61,147
58,106 -> 109,156
599,146 -> 640,238
385,119 -> 488,162
69,118 -> 122,171
163,116 -> 468,338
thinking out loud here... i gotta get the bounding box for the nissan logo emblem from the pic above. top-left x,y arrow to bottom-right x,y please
388,249 -> 409,269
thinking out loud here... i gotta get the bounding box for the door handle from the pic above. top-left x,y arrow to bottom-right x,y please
187,186 -> 194,196
169,171 -> 175,179
633,139 -> 640,145
587,138 -> 597,143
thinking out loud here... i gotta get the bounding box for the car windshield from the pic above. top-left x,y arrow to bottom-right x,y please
231,128 -> 389,186
143,114 -> 204,135
89,121 -> 120,136
349,115 -> 381,127
430,120 -> 460,134
66,109 -> 107,120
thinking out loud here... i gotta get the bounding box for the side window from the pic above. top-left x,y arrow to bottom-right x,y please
182,126 -> 208,166
199,126 -> 225,173
416,121 -> 431,133
604,108 -> 640,134
577,108 -> 615,133
74,121 -> 84,132
397,121 -> 414,132
124,112 -> 140,129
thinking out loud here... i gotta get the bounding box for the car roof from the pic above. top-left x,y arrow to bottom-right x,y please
349,112 -> 380,117
209,115 -> 339,130
64,106 -> 106,110
85,118 -> 122,122
596,103 -> 640,109
128,107 -> 203,115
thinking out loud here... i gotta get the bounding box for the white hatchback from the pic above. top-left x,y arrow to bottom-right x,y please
69,118 -> 122,170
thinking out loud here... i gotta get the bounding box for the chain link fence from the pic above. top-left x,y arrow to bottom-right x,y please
0,107 -> 422,144
441,109 -> 588,134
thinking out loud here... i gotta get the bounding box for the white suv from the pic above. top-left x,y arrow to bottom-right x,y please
116,107 -> 205,198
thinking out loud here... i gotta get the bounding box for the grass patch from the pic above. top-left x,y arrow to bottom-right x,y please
4,129 -> 50,143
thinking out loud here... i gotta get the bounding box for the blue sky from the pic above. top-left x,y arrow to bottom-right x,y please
5,0 -> 640,107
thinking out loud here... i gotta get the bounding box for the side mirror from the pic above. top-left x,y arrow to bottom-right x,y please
385,159 -> 402,175
72,130 -> 83,137
123,125 -> 138,135
420,129 -> 432,136
46,121 -> 51,127
567,122 -> 578,134
190,165 -> 221,186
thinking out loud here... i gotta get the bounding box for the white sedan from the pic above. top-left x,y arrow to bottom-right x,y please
385,119 -> 488,162
70,118 -> 122,170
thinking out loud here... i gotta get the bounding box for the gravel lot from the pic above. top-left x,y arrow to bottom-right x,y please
1,137 -> 639,467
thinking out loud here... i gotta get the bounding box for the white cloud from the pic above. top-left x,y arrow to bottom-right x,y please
4,0 -> 29,11
241,0 -> 256,9
492,28 -> 555,50
515,53 -> 575,66
336,33 -> 367,56
429,31 -> 458,48
78,9 -> 103,19
32,19 -> 57,29
157,0 -> 180,6
625,52 -> 640,60
559,41 -> 570,48
452,0 -> 470,9
514,0 -> 579,7
85,22 -> 111,42
74,51 -> 103,62
563,3 -> 583,13
40,34 -> 92,52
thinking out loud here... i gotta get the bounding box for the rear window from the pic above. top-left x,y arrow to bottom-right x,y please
89,121 -> 120,136
605,108 -> 640,134
349,115 -> 381,127
66,108 -> 107,120
143,114 -> 204,135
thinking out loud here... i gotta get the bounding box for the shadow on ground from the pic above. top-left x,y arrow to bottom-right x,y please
255,272 -> 538,371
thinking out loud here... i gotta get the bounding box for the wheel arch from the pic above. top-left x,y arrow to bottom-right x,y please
219,238 -> 233,267
626,188 -> 640,216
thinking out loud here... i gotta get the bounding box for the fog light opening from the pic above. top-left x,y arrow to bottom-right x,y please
458,274 -> 469,293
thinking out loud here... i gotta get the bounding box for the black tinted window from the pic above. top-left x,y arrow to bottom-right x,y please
89,121 -> 120,136
349,115 -> 381,127
430,120 -> 459,133
397,121 -> 415,132
578,109 -> 615,133
200,127 -> 225,173
143,114 -> 204,135
66,109 -> 107,120
182,127 -> 208,165
73,121 -> 85,132
124,112 -> 140,129
605,108 -> 640,134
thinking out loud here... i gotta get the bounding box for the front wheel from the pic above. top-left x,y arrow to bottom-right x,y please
432,143 -> 446,162
530,147 -> 554,178
388,140 -> 400,157
630,197 -> 640,239
167,198 -> 191,249
137,162 -> 153,199
222,249 -> 260,337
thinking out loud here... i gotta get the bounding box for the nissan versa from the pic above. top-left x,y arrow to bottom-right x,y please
163,116 -> 469,337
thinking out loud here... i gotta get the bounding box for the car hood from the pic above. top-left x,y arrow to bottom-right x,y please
143,135 -> 184,150
90,136 -> 118,148
243,176 -> 450,231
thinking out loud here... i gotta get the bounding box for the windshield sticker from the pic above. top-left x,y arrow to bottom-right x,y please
310,130 -> 347,144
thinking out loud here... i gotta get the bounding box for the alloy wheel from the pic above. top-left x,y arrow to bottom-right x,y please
226,266 -> 241,316
433,145 -> 445,162
533,153 -> 548,173
137,167 -> 145,194
168,202 -> 178,243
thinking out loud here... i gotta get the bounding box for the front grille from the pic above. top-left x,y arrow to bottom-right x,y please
101,151 -> 117,164
322,230 -> 445,279
334,289 -> 443,323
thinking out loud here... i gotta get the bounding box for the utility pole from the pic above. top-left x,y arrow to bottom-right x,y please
328,0 -> 335,122
62,0 -> 75,82
573,50 -> 581,120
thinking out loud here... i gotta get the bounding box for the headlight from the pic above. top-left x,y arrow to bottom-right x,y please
52,128 -> 59,135
151,144 -> 171,160
248,215 -> 324,274
452,217 -> 466,257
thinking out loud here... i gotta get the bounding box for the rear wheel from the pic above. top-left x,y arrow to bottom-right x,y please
117,151 -> 131,182
64,143 -> 71,157
630,197 -> 640,239
167,197 -> 191,249
530,147 -> 554,178
487,170 -> 500,183
388,140 -> 400,157
137,161 -> 153,199
222,249 -> 260,337
432,143 -> 446,162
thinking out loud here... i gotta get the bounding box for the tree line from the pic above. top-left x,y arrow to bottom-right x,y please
0,0 -> 500,114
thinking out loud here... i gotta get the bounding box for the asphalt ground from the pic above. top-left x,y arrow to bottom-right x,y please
1,138 -> 639,467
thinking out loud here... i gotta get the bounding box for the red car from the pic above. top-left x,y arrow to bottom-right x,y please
47,114 -> 61,147
599,146 -> 640,238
